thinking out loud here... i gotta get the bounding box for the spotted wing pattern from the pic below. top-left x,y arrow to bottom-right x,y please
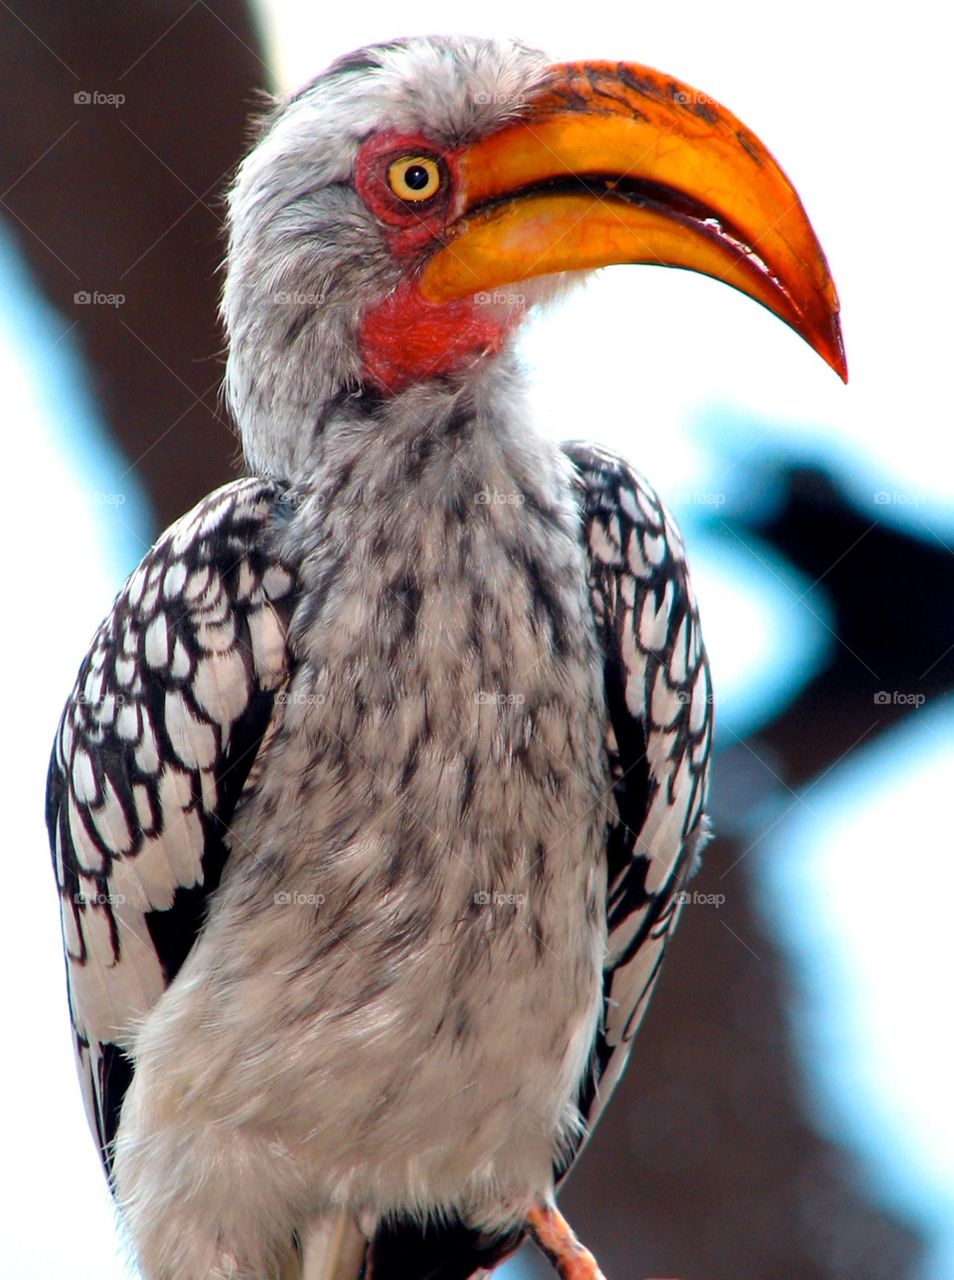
562,441 -> 713,1152
46,477 -> 295,1168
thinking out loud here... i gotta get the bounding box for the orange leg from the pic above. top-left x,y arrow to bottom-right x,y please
525,1201 -> 608,1280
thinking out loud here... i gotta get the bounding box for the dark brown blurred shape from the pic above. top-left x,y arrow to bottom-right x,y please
561,825 -> 921,1280
0,0 -> 269,527
1,6 -> 928,1279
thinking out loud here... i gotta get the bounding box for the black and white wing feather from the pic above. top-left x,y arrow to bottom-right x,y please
46,478 -> 296,1168
563,442 -> 713,1150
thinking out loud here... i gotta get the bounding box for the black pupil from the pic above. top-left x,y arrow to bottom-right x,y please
404,164 -> 432,192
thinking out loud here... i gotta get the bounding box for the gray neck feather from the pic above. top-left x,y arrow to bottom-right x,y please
269,356 -> 581,620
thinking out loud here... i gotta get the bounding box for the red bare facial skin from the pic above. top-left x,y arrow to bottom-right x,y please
359,278 -> 520,393
354,131 -> 525,393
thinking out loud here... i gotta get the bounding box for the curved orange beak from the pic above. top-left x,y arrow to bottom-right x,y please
420,62 -> 846,381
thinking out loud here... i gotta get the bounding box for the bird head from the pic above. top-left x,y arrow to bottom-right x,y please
222,36 -> 845,477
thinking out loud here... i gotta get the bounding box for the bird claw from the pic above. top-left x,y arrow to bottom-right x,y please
525,1202 -> 609,1280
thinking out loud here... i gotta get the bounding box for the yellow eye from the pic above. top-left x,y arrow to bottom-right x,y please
386,155 -> 442,202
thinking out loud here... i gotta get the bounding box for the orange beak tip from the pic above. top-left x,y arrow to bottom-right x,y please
836,340 -> 849,385
825,318 -> 849,383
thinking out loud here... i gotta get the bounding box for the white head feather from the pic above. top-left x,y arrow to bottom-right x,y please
222,36 -> 555,479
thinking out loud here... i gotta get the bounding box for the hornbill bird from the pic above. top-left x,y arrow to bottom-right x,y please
46,35 -> 845,1280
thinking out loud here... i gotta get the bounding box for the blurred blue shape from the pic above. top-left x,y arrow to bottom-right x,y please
675,521 -> 833,744
696,404 -> 954,544
498,1247 -> 548,1279
0,222 -> 152,580
758,698 -> 954,1279
1,222 -> 150,1279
